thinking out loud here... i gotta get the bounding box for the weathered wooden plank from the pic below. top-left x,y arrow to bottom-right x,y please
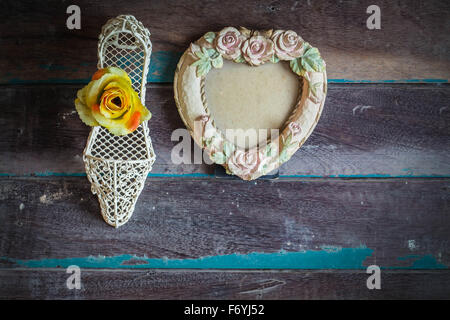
1,84 -> 449,177
1,268 -> 449,299
0,177 -> 448,268
1,0 -> 449,83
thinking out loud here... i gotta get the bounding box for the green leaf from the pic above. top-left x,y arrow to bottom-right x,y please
270,54 -> 280,64
289,43 -> 325,76
289,58 -> 302,76
212,55 -> 223,69
203,137 -> 213,148
279,148 -> 289,163
194,50 -> 204,59
223,141 -> 235,158
191,58 -> 203,67
301,46 -> 324,73
204,32 -> 216,43
205,48 -> 220,59
199,62 -> 212,77
309,82 -> 322,98
211,152 -> 226,164
192,47 -> 222,76
265,144 -> 272,157
234,55 -> 245,63
284,134 -> 292,146
194,59 -> 212,77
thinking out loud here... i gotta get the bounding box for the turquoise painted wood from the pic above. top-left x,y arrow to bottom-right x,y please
2,0 -> 450,85
1,0 -> 449,299
2,249 -> 447,270
0,178 -> 448,271
1,85 -> 449,178
5,50 -> 448,85
2,172 -> 450,179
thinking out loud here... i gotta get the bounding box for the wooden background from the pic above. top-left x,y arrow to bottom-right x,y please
0,0 -> 449,299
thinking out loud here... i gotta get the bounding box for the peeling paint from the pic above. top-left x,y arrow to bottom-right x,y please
396,254 -> 447,269
2,172 -> 450,179
1,248 -> 447,270
39,190 -> 66,204
352,105 -> 375,115
2,248 -> 374,269
239,279 -> 286,296
2,49 -> 448,86
328,78 -> 448,83
408,240 -> 417,251
320,245 -> 342,253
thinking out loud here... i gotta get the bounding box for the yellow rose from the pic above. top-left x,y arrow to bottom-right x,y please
75,67 -> 151,135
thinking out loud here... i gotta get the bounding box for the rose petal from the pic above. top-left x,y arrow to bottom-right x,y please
105,67 -> 132,84
126,111 -> 141,132
85,73 -> 120,108
75,67 -> 152,135
91,69 -> 106,81
131,90 -> 151,122
215,27 -> 243,60
75,98 -> 98,126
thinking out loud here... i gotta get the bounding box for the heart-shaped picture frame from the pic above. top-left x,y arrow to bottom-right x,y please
174,27 -> 327,180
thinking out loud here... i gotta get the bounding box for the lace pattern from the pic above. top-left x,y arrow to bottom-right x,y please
83,15 -> 156,227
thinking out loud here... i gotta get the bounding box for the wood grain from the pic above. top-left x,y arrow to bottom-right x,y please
1,0 -> 449,301
1,0 -> 449,83
1,268 -> 449,299
1,84 -> 449,177
0,177 -> 448,268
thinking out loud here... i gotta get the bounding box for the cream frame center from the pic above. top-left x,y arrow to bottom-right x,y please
174,27 -> 327,180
